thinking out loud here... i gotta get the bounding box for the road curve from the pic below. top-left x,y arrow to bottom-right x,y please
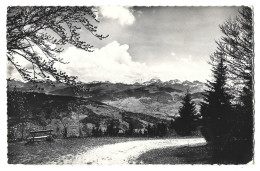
50,138 -> 206,165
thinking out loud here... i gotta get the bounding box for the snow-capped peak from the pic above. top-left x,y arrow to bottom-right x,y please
142,78 -> 162,85
168,79 -> 181,84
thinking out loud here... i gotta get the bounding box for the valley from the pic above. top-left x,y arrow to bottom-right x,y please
7,78 -> 205,139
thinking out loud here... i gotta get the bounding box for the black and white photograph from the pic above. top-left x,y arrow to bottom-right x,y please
3,1 -> 256,166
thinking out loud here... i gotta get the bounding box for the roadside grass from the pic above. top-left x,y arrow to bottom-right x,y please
136,144 -> 230,165
8,137 -> 149,164
136,143 -> 253,165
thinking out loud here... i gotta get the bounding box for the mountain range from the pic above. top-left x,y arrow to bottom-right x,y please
7,78 -> 206,121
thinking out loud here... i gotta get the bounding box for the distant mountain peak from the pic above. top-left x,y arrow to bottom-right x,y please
89,81 -> 102,84
167,79 -> 181,84
150,78 -> 162,83
133,82 -> 141,86
7,78 -> 23,82
142,78 -> 162,86
182,80 -> 192,85
104,81 -> 112,84
193,80 -> 202,84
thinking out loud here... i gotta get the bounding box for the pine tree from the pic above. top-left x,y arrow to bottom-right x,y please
217,7 -> 253,93
175,89 -> 197,136
201,54 -> 233,143
205,7 -> 254,162
213,7 -> 254,145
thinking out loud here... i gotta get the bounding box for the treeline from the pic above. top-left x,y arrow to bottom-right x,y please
90,120 -> 170,138
172,7 -> 254,164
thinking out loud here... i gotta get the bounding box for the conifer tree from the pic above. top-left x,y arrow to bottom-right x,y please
216,7 -> 253,94
203,7 -> 254,162
175,89 -> 197,136
201,53 -> 233,143
213,7 -> 254,144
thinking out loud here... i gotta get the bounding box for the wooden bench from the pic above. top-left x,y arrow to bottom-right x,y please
27,129 -> 53,143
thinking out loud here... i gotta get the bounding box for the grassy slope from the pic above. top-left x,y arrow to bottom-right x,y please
8,91 -> 167,133
136,144 -> 252,165
136,145 -> 214,164
8,137 -> 149,164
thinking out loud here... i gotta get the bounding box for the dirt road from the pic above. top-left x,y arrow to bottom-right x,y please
49,138 -> 206,165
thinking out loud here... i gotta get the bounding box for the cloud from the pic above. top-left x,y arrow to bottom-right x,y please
99,6 -> 135,26
58,41 -> 150,83
8,42 -> 210,83
149,60 -> 210,82
6,63 -> 15,78
57,42 -> 210,84
6,55 -> 34,81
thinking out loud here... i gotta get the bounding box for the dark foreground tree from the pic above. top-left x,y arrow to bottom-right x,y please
7,88 -> 29,140
219,7 -> 254,163
215,7 -> 254,138
225,7 -> 254,162
217,7 -> 253,92
7,6 -> 107,84
201,6 -> 254,163
201,54 -> 233,143
175,90 -> 197,136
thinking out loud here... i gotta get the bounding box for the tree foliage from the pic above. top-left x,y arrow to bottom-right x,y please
106,119 -> 119,136
215,6 -> 253,149
7,6 -> 107,84
125,121 -> 134,136
156,122 -> 168,137
201,55 -> 233,143
214,7 -> 253,98
175,89 -> 197,136
201,7 -> 254,163
146,123 -> 168,137
7,88 -> 28,139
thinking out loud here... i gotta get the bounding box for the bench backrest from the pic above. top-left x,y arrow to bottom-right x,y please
30,130 -> 53,137
30,129 -> 53,133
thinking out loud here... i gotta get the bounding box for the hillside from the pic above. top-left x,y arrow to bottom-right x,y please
7,79 -> 206,121
8,90 -> 171,139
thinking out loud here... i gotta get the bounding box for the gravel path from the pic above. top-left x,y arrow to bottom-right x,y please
49,138 -> 206,165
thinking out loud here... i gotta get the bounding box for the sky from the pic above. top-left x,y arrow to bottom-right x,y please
8,6 -> 241,84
